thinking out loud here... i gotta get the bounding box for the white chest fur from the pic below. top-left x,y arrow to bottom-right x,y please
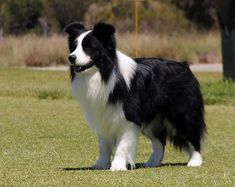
72,71 -> 126,139
71,51 -> 141,170
71,51 -> 137,138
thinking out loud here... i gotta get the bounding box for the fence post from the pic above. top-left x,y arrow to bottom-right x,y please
133,0 -> 139,57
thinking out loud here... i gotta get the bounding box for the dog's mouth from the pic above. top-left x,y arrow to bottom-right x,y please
72,62 -> 94,73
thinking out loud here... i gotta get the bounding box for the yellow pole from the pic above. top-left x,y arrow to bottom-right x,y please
134,0 -> 139,57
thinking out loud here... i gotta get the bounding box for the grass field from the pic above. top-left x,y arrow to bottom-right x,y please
0,68 -> 234,186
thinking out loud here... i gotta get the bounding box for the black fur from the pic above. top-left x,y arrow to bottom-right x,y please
65,22 -> 117,81
107,57 -> 206,151
65,22 -> 206,153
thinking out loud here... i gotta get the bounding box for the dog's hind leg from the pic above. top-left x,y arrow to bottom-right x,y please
92,136 -> 111,170
168,106 -> 205,167
110,123 -> 140,171
145,138 -> 165,167
184,120 -> 205,167
185,141 -> 203,167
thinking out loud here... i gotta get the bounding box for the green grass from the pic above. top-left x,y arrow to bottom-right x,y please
195,72 -> 235,106
0,68 -> 235,186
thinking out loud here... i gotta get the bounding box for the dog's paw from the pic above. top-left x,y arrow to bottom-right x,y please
187,159 -> 203,167
110,164 -> 127,171
110,157 -> 127,171
92,160 -> 110,170
144,161 -> 161,168
187,152 -> 203,167
144,154 -> 162,168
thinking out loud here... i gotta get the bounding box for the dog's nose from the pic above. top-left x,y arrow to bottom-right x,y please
68,55 -> 76,65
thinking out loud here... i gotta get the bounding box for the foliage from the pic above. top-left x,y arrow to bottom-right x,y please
85,0 -> 191,33
170,0 -> 217,30
42,0 -> 91,31
0,0 -> 218,35
0,0 -> 43,34
214,0 -> 235,29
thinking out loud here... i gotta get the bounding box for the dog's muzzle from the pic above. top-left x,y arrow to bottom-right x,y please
71,62 -> 94,73
68,55 -> 94,73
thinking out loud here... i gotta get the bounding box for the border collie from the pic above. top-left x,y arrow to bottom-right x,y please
64,22 -> 206,171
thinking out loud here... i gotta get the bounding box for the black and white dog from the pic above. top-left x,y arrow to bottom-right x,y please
64,22 -> 206,171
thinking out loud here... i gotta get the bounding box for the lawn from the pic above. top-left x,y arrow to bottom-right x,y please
0,68 -> 234,186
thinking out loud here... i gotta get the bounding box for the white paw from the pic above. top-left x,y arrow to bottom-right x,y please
110,157 -> 127,171
92,159 -> 110,170
187,152 -> 203,167
110,164 -> 127,171
187,159 -> 203,167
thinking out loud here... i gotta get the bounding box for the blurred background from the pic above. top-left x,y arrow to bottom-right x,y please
0,0 -> 227,68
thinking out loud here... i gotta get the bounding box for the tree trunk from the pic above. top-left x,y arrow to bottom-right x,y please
213,0 -> 235,80
221,28 -> 235,80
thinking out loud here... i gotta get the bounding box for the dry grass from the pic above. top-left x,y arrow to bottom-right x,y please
0,34 -> 68,67
0,32 -> 221,67
117,32 -> 221,64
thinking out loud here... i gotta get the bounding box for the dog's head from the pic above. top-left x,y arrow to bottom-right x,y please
64,22 -> 116,73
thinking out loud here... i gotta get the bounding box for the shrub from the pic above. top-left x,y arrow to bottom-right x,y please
1,0 -> 43,34
85,0 -> 192,33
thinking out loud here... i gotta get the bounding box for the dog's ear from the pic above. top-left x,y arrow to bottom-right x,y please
64,22 -> 86,35
93,22 -> 115,41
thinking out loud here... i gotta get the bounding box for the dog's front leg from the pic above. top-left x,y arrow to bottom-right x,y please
110,123 -> 140,171
92,136 -> 111,170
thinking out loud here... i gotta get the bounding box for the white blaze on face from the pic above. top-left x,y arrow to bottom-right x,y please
70,30 -> 92,66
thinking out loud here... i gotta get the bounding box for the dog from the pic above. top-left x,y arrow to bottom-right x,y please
64,22 -> 206,171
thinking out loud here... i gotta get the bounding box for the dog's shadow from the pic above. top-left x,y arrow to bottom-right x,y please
62,162 -> 187,171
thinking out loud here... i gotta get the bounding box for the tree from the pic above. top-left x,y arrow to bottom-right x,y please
84,0 -> 191,33
44,0 -> 92,31
0,0 -> 5,37
213,0 -> 235,80
170,0 -> 217,30
1,0 -> 43,35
